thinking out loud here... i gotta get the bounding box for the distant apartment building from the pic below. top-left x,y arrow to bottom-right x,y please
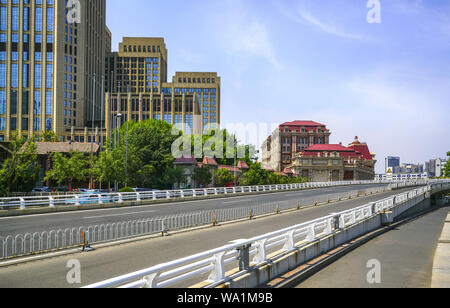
385,156 -> 400,173
0,0 -> 107,142
262,121 -> 331,172
426,158 -> 447,177
103,37 -> 220,138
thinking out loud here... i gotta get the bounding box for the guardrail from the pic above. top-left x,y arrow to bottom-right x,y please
0,185 -> 389,261
0,179 -> 430,211
83,180 -> 450,288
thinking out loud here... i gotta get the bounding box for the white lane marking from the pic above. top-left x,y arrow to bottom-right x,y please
84,210 -> 156,219
223,199 -> 253,204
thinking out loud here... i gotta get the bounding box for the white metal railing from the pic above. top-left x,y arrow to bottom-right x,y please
0,186 -> 392,261
83,180 -> 450,288
0,179 -> 431,210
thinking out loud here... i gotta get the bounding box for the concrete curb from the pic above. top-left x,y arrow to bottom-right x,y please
431,212 -> 450,288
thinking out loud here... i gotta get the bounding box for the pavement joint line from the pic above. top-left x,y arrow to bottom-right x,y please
265,205 -> 444,289
0,188 -> 407,268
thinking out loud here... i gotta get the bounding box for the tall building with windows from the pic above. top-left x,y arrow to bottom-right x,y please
262,121 -> 331,172
0,0 -> 107,142
104,37 -> 220,138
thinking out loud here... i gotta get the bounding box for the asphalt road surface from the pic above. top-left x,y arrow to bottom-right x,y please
295,205 -> 449,288
0,186 -> 417,288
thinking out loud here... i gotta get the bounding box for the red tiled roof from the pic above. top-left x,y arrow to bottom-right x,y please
202,156 -> 218,166
218,165 -> 240,172
283,168 -> 294,174
280,121 -> 326,127
174,156 -> 198,165
304,144 -> 354,152
29,142 -> 100,155
237,161 -> 250,169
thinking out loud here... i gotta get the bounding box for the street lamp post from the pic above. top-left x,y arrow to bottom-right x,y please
114,113 -> 123,192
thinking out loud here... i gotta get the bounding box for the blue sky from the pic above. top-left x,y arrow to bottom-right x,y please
106,0 -> 450,173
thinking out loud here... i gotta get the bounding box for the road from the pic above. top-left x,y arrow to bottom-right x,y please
294,205 -> 449,288
0,184 -> 387,237
0,186 -> 416,288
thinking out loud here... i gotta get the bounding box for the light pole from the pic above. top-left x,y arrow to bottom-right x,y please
89,73 -> 96,190
114,113 -> 123,192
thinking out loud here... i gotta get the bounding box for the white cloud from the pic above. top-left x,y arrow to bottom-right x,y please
276,1 -> 371,42
212,2 -> 282,70
295,7 -> 366,41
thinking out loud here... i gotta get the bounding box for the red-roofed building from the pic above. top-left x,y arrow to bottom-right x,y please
289,137 -> 376,182
262,120 -> 331,172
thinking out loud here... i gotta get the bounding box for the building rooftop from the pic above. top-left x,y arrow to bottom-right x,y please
280,121 -> 326,127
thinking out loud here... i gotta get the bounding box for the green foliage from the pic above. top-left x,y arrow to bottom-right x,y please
108,119 -> 181,189
191,129 -> 258,166
213,168 -> 236,187
239,162 -> 309,186
93,149 -> 125,189
193,167 -> 212,188
445,151 -> 450,177
0,133 -> 39,196
119,187 -> 134,193
44,151 -> 90,189
41,130 -> 60,142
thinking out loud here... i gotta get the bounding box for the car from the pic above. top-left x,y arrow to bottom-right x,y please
32,187 -> 49,193
131,188 -> 153,192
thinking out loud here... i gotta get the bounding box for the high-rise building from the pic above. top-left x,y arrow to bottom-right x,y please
385,156 -> 400,173
104,37 -> 220,137
0,0 -> 107,142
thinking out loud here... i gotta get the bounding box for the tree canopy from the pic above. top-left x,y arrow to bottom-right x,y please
0,133 -> 39,196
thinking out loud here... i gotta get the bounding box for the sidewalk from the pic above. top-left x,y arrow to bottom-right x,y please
431,211 -> 450,288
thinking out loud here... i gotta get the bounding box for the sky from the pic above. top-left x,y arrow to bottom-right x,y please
106,0 -> 450,173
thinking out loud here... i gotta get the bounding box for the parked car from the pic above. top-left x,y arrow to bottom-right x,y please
131,188 -> 153,192
32,187 -> 49,193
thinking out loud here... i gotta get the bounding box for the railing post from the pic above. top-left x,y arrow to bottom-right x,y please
283,230 -> 295,251
97,195 -> 104,204
142,272 -> 161,288
20,198 -> 26,210
75,195 -> 81,206
237,244 -> 251,271
253,239 -> 267,264
208,252 -> 226,282
118,194 -> 124,203
49,196 -> 55,208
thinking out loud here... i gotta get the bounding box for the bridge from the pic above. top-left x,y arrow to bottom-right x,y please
0,180 -> 448,288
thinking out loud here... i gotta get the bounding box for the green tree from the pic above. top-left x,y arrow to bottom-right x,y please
193,166 -> 212,188
445,151 -> 450,177
191,129 -> 258,166
45,151 -> 90,190
0,133 -> 39,196
93,149 -> 125,190
213,168 -> 235,187
162,167 -> 186,189
239,163 -> 269,186
109,119 -> 181,189
41,130 -> 60,142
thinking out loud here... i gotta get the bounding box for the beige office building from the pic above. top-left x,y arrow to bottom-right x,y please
103,37 -> 220,138
0,0 -> 107,142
